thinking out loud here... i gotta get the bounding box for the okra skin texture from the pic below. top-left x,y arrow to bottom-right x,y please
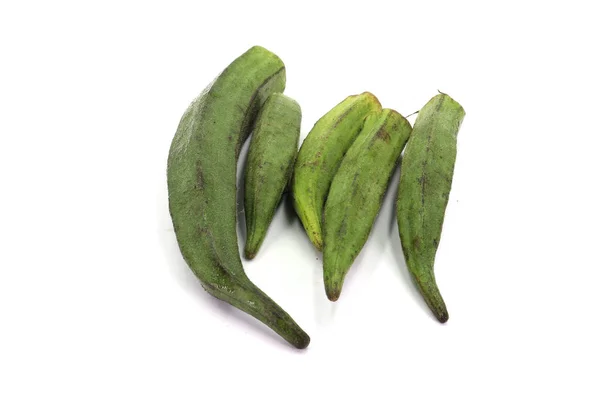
323,109 -> 412,301
244,93 -> 301,259
292,92 -> 382,251
396,93 -> 465,323
167,46 -> 310,349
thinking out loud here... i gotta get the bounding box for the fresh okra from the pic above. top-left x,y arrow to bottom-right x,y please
323,109 -> 412,301
396,93 -> 465,323
292,92 -> 381,251
244,93 -> 301,259
167,46 -> 310,349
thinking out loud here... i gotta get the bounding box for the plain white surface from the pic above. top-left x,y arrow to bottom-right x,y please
1,0 -> 599,398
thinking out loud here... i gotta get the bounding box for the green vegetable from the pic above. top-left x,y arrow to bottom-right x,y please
244,93 -> 301,259
323,109 -> 412,301
292,92 -> 381,251
167,46 -> 310,348
396,93 -> 465,323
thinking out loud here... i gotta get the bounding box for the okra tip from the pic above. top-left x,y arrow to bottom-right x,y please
324,275 -> 343,302
293,332 -> 311,350
414,273 -> 449,323
244,247 -> 257,260
431,297 -> 449,324
435,308 -> 449,324
308,228 -> 323,251
326,288 -> 341,302
245,229 -> 269,259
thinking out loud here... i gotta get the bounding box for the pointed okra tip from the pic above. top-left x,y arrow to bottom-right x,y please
432,305 -> 449,324
244,248 -> 257,260
314,240 -> 323,253
307,230 -> 323,252
414,271 -> 450,323
438,310 -> 449,324
244,229 -> 267,260
244,238 -> 260,260
428,293 -> 449,323
324,271 -> 343,302
326,287 -> 341,302
277,322 -> 310,349
293,331 -> 311,350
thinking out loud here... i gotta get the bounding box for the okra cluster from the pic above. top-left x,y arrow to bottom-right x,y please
167,46 -> 465,349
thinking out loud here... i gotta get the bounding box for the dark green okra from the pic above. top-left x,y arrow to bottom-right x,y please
396,93 -> 465,323
244,93 -> 301,259
167,46 -> 310,349
323,109 -> 412,301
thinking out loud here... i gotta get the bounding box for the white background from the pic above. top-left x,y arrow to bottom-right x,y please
1,1 -> 599,399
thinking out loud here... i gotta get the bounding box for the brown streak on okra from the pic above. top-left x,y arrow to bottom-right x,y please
376,129 -> 391,143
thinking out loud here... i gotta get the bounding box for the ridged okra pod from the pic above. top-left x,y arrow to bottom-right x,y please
293,92 -> 381,251
323,109 -> 412,301
396,93 -> 465,323
167,46 -> 310,348
244,93 -> 301,259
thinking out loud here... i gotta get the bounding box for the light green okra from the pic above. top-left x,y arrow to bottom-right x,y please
244,93 -> 301,259
396,93 -> 465,323
292,92 -> 382,251
167,46 -> 310,349
323,109 -> 412,301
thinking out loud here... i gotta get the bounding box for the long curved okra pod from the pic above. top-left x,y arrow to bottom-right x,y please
244,93 -> 301,259
323,109 -> 412,301
167,46 -> 310,348
292,93 -> 381,250
396,93 -> 465,323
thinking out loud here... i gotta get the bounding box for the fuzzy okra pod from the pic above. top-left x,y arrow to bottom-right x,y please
396,93 -> 465,323
244,93 -> 301,259
292,92 -> 382,251
167,46 -> 310,349
323,109 -> 412,301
